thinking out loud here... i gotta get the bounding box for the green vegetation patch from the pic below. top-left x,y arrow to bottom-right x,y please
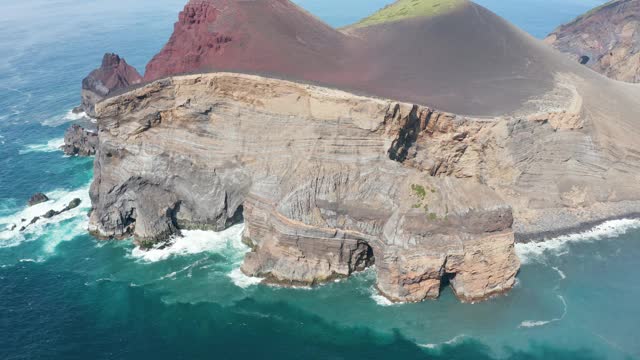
411,184 -> 427,200
352,0 -> 466,28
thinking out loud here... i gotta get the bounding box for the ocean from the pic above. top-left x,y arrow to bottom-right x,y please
2,0 -> 639,359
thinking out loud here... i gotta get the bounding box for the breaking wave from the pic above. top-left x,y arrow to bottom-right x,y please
227,268 -> 263,288
518,294 -> 568,328
0,183 -> 91,251
516,219 -> 640,264
41,109 -> 88,126
19,137 -> 64,154
130,224 -> 246,263
419,334 -> 468,349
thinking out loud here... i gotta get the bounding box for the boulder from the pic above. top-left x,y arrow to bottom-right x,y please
28,193 -> 49,206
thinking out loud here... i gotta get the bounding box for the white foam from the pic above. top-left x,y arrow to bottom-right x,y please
0,184 -> 91,249
131,224 -> 246,263
19,137 -> 64,154
551,266 -> 566,280
370,287 -> 397,307
516,219 -> 640,264
518,294 -> 567,328
420,334 -> 467,349
41,109 -> 89,126
228,268 -> 263,288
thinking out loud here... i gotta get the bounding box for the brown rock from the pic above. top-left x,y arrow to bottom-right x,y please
546,0 -> 640,82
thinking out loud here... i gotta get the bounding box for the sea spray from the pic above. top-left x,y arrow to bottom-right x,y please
0,184 -> 91,249
515,218 -> 640,264
19,137 -> 65,154
130,224 -> 246,263
41,109 -> 88,127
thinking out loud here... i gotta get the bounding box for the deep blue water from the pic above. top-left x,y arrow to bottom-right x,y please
3,1 -> 640,359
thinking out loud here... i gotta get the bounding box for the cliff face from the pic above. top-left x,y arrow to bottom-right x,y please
86,0 -> 640,303
81,53 -> 143,116
89,73 -> 520,302
546,0 -> 640,82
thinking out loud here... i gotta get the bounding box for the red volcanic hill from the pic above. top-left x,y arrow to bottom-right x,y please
143,0 -> 563,116
144,0 -> 349,84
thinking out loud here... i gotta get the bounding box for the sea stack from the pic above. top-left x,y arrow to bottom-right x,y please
87,0 -> 640,303
80,53 -> 143,117
62,125 -> 98,156
546,0 -> 640,82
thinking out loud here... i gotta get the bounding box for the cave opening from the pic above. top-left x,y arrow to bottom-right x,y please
439,272 -> 457,295
225,204 -> 245,227
579,55 -> 590,65
353,241 -> 376,273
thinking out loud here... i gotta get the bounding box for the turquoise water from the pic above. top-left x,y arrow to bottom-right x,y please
2,1 -> 639,359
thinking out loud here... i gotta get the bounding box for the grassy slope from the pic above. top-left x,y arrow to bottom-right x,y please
351,0 -> 467,28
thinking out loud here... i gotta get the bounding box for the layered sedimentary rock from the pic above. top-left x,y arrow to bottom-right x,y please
546,0 -> 640,82
87,0 -> 640,303
81,53 -> 142,116
89,73 -> 520,302
62,125 -> 98,156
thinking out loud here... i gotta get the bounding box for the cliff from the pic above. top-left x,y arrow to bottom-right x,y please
86,0 -> 640,303
546,0 -> 640,82
81,53 -> 143,116
90,73 -> 519,302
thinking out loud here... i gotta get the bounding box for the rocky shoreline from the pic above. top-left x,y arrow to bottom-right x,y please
515,205 -> 640,243
69,0 -> 640,305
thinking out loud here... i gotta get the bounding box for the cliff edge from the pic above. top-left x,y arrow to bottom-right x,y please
86,0 -> 640,303
546,0 -> 640,82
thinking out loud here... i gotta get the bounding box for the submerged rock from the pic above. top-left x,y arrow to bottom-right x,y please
65,198 -> 82,211
62,125 -> 98,156
81,53 -> 142,117
28,193 -> 49,206
17,199 -> 82,232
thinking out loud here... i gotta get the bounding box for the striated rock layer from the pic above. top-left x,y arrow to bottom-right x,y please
89,73 -> 520,302
546,0 -> 640,82
80,53 -> 142,117
87,0 -> 640,303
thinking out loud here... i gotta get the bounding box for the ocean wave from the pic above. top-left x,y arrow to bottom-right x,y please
551,266 -> 566,280
420,334 -> 468,350
518,294 -> 567,328
130,224 -> 246,263
19,137 -> 64,154
41,109 -> 88,126
370,286 -> 397,307
0,184 -> 91,250
516,219 -> 640,264
227,268 -> 263,288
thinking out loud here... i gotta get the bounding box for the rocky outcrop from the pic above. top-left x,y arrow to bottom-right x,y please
28,193 -> 49,206
86,0 -> 640,304
546,0 -> 640,82
89,73 -> 520,302
81,53 -> 142,117
62,125 -> 98,156
17,198 -> 82,232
